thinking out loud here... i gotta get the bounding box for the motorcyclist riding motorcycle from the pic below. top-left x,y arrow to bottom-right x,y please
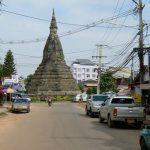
47,97 -> 52,106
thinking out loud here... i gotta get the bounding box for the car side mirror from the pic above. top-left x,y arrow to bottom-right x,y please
101,103 -> 105,106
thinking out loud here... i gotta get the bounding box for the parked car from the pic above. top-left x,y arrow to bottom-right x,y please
11,98 -> 30,113
11,93 -> 31,102
99,96 -> 146,128
85,94 -> 109,117
140,122 -> 150,150
73,93 -> 88,102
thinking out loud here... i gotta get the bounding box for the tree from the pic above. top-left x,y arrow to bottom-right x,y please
0,64 -> 4,84
24,74 -> 33,91
3,50 -> 16,78
78,83 -> 84,93
91,87 -> 97,94
100,72 -> 117,93
0,64 -> 3,77
86,88 -> 92,95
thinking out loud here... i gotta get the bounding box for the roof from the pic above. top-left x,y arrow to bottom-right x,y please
72,59 -> 95,65
112,67 -> 131,79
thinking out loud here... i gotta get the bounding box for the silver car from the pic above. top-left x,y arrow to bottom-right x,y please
85,94 -> 108,117
11,98 -> 30,113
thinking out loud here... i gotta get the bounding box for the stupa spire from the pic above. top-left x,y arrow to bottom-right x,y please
50,9 -> 57,30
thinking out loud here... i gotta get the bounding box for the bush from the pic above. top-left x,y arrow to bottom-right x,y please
30,95 -> 74,102
31,97 -> 41,102
52,96 -> 73,101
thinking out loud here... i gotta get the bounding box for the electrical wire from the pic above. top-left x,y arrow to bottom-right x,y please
0,9 -> 135,45
107,32 -> 139,65
99,0 -> 120,44
106,1 -> 130,45
103,0 -> 126,44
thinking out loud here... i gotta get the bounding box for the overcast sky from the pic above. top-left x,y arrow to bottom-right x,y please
0,0 -> 149,78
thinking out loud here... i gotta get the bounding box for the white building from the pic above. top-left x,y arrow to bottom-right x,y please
71,59 -> 98,83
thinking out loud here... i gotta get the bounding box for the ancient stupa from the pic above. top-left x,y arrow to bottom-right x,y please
27,10 -> 78,96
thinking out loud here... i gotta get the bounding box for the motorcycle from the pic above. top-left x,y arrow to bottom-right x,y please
48,99 -> 52,106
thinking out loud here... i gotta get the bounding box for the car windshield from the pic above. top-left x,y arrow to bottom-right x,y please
111,98 -> 134,104
14,99 -> 28,103
93,95 -> 108,101
11,93 -> 17,97
21,94 -> 29,98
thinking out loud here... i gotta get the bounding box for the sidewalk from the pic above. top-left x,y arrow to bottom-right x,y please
0,103 -> 10,117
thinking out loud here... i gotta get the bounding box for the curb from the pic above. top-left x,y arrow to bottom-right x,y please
0,111 -> 8,118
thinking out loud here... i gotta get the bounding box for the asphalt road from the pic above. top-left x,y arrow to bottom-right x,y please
0,102 -> 141,150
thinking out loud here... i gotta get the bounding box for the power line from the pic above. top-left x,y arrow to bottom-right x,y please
107,32 -> 139,64
99,0 -> 120,44
0,9 -> 135,45
102,0 -> 127,44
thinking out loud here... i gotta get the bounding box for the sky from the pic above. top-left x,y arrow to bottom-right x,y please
0,0 -> 150,78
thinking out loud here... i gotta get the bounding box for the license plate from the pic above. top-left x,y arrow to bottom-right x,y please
127,119 -> 135,124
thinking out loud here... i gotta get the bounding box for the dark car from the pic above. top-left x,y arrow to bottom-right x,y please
11,98 -> 30,113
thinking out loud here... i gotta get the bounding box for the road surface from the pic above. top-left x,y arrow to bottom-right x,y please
0,102 -> 140,150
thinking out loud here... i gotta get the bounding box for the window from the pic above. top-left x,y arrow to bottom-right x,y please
93,95 -> 108,101
92,74 -> 96,78
86,69 -> 90,72
74,68 -> 77,72
111,98 -> 134,104
78,68 -> 81,72
92,68 -> 97,72
86,74 -> 90,78
78,74 -> 81,78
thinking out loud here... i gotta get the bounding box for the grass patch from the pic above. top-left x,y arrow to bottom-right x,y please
0,112 -> 7,117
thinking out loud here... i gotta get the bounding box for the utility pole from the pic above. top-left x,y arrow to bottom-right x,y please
132,0 -> 145,84
131,57 -> 134,84
138,0 -> 144,84
92,44 -> 107,94
96,44 -> 102,94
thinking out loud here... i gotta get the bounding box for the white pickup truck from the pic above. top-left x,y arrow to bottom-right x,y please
99,96 -> 146,128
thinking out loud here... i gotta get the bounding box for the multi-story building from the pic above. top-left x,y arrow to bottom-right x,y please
71,59 -> 98,83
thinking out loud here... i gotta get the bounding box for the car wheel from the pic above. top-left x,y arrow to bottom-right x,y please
136,122 -> 142,129
140,138 -> 147,150
27,108 -> 30,113
108,115 -> 114,128
99,113 -> 104,123
11,106 -> 14,113
89,108 -> 94,118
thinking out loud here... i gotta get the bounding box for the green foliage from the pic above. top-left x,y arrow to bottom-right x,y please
3,50 -> 16,77
31,97 -> 41,102
0,64 -> 3,78
52,96 -> 73,101
100,72 -> 117,93
78,83 -> 84,93
30,95 -> 73,102
86,88 -> 92,95
24,74 -> 33,91
91,87 -> 97,94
